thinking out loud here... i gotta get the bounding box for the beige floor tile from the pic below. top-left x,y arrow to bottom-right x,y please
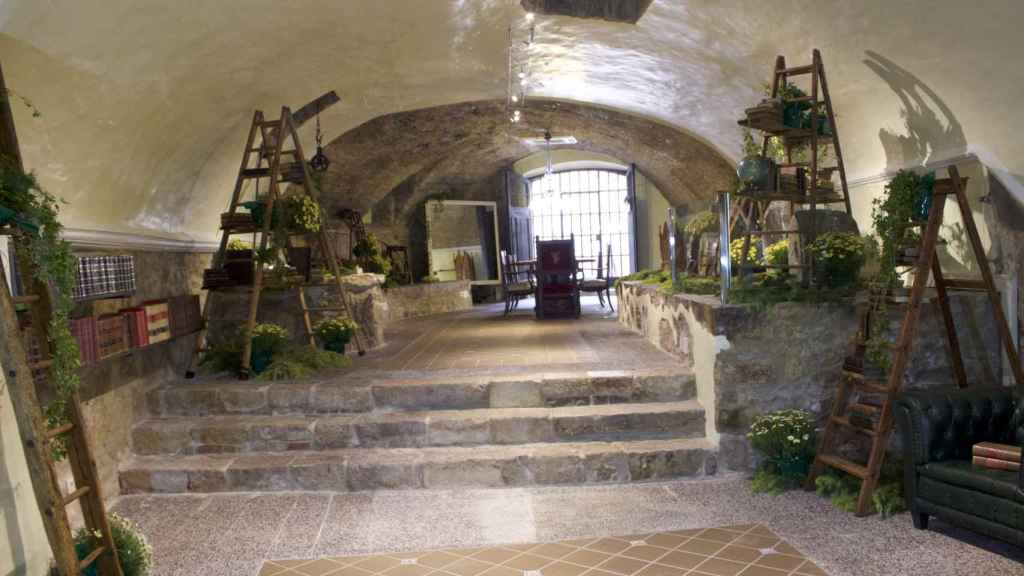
653,551 -> 705,570
633,563 -> 687,576
736,565 -> 788,576
562,549 -> 613,567
353,557 -> 404,573
330,566 -> 376,576
793,560 -> 827,576
771,542 -> 803,558
260,562 -> 291,576
753,553 -> 804,572
595,556 -> 648,576
295,559 -> 347,576
418,552 -> 464,569
540,561 -> 592,576
532,543 -> 578,560
690,557 -> 748,576
479,566 -> 522,576
384,563 -> 435,576
472,548 -> 523,564
503,553 -> 552,571
695,529 -> 739,545
677,539 -> 725,557
642,534 -> 688,550
729,535 -> 779,550
712,546 -> 761,564
447,557 -> 496,576
586,538 -> 632,555
619,545 -> 669,562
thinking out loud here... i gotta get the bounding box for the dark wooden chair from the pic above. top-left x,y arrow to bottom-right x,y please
500,249 -> 533,315
579,244 -> 614,311
535,235 -> 580,319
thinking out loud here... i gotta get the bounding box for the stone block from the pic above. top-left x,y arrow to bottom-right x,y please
372,383 -> 488,411
219,386 -> 269,414
427,416 -> 491,446
162,387 -> 222,416
188,467 -> 230,492
310,385 -> 373,413
422,458 -> 506,488
132,421 -> 192,455
251,418 -> 315,443
191,422 -> 251,448
638,372 -> 695,401
313,419 -> 359,449
353,419 -> 428,448
290,454 -> 347,491
490,417 -> 555,444
553,415 -> 628,440
267,384 -> 313,413
627,445 -> 706,481
581,451 -> 630,483
718,433 -> 753,472
347,454 -> 422,490
227,454 -> 296,491
540,377 -> 596,406
627,411 -> 704,437
522,452 -> 585,485
489,379 -> 543,408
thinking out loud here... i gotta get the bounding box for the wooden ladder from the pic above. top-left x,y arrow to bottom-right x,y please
733,49 -> 853,281
186,106 -> 368,379
806,165 -> 1024,515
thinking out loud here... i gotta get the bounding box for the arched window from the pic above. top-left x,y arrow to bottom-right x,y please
528,169 -> 632,276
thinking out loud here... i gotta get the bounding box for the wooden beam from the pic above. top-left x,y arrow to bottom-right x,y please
291,90 -> 340,129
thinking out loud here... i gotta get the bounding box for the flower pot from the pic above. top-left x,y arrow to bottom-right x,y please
286,247 -> 312,281
250,349 -> 274,374
0,205 -> 16,226
323,339 -> 347,355
736,156 -> 777,195
224,250 -> 255,286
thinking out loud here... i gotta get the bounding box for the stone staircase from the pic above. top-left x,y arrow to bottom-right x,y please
119,369 -> 717,493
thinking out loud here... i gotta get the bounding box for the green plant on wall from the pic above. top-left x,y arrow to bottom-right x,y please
0,160 -> 80,459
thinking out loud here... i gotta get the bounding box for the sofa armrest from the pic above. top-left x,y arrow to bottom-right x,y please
894,387 -> 1017,466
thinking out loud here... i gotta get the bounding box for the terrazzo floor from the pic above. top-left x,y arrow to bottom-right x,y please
111,474 -> 1024,576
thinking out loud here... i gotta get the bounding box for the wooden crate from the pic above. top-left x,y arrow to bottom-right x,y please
168,294 -> 201,337
96,313 -> 129,359
143,300 -> 170,344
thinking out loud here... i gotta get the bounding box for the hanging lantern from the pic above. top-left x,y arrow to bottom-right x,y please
309,107 -> 330,173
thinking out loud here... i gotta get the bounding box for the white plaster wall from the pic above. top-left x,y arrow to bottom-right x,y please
0,371 -> 53,576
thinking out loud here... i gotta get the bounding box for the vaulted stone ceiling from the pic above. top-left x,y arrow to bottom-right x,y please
1,0 -> 1021,242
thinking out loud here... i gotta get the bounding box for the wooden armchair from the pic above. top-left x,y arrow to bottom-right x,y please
535,235 -> 580,319
500,249 -> 533,315
579,244 -> 614,311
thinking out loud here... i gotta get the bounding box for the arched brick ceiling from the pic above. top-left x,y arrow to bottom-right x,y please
2,0 -> 1021,242
317,98 -> 735,216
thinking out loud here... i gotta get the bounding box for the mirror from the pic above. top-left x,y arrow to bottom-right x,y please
426,200 -> 501,285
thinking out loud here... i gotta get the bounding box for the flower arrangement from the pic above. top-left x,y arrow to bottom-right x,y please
748,409 -> 817,487
808,232 -> 865,289
764,240 -> 789,270
74,513 -> 153,576
249,323 -> 289,373
226,238 -> 252,252
314,317 -> 356,346
284,193 -> 322,233
729,238 -> 760,266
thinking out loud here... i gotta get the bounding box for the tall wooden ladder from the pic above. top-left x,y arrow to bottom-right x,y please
186,106 -> 367,380
806,165 -> 1024,515
734,49 -> 853,281
0,59 -> 122,576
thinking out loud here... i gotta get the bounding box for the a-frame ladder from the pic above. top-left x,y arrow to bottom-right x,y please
187,106 -> 368,379
806,165 -> 1024,515
734,49 -> 853,281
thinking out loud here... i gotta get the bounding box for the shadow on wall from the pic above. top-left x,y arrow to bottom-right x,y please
863,50 -> 966,171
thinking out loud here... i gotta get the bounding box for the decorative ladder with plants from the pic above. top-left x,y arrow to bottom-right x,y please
0,61 -> 122,576
733,49 -> 852,282
805,165 -> 1024,516
186,101 -> 368,380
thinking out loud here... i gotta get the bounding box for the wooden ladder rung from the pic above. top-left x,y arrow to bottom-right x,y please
849,402 -> 881,416
842,370 -> 888,394
784,95 -> 819,104
62,485 -> 91,506
30,359 -> 53,370
303,306 -> 347,312
830,416 -> 878,437
45,422 -> 74,439
12,294 -> 39,304
79,545 -> 106,570
818,454 -> 868,479
942,278 -> 987,291
777,64 -> 815,76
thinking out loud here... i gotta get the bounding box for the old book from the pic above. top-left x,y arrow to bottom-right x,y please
972,455 -> 1020,472
972,442 -> 1021,463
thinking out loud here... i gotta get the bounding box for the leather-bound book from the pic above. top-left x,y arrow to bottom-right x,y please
972,442 -> 1021,463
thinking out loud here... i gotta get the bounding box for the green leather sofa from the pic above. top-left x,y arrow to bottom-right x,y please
894,386 -> 1023,547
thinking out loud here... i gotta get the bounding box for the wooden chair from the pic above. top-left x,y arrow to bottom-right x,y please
579,244 -> 614,312
535,235 -> 580,319
500,249 -> 534,315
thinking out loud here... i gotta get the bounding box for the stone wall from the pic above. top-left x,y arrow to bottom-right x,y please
206,273 -> 388,350
617,281 -> 1002,470
385,281 -> 473,323
54,249 -> 210,503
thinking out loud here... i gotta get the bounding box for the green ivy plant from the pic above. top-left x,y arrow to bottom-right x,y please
0,160 -> 79,458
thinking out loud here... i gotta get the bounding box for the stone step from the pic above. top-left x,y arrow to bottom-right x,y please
119,437 -> 717,493
132,401 -> 707,455
146,369 -> 696,416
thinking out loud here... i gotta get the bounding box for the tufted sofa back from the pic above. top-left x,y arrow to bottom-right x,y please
895,386 -> 1022,465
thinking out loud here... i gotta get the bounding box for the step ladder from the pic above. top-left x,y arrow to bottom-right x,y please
732,49 -> 853,282
186,106 -> 368,380
0,253 -> 124,576
806,165 -> 1024,515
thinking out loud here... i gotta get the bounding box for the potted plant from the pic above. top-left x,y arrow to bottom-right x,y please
808,232 -> 865,289
748,409 -> 817,490
249,323 -> 289,374
313,317 -> 356,354
871,170 -> 934,286
75,513 -> 153,576
223,238 -> 254,285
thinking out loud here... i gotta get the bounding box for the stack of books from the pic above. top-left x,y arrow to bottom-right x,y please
972,442 -> 1021,472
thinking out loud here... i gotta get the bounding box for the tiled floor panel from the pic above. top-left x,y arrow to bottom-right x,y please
258,524 -> 826,576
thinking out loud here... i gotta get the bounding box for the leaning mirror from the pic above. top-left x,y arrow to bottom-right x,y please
425,200 -> 501,285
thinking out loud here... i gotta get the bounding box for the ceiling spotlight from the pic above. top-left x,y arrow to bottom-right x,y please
526,12 -> 535,22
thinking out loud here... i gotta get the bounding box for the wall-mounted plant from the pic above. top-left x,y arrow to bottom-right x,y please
0,160 -> 80,458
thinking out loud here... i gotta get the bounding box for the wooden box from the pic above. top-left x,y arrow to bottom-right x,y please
168,294 -> 202,337
143,300 -> 171,344
96,313 -> 129,359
